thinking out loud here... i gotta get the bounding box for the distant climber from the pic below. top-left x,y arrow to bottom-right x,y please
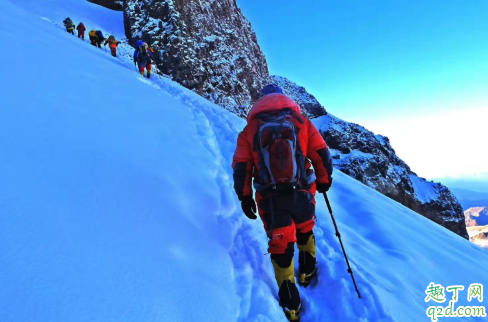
104,35 -> 119,57
88,29 -> 105,48
63,18 -> 75,35
89,29 -> 98,47
76,22 -> 86,41
133,40 -> 154,78
96,30 -> 105,48
232,84 -> 333,321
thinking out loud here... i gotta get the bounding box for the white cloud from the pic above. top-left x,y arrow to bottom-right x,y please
360,107 -> 488,179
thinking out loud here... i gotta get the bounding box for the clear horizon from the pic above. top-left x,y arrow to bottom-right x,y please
237,0 -> 488,182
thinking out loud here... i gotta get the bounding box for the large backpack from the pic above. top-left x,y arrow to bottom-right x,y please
64,18 -> 74,28
89,30 -> 97,39
139,44 -> 149,56
97,30 -> 104,39
108,35 -> 116,43
254,109 -> 314,193
138,44 -> 151,63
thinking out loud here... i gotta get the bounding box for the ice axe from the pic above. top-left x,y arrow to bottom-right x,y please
323,192 -> 361,298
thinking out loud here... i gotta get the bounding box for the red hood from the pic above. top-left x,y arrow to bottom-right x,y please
247,94 -> 301,123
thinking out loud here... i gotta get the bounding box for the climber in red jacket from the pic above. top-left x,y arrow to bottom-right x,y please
232,84 -> 333,321
76,22 -> 86,41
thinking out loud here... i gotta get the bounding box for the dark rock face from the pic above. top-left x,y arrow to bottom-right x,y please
271,75 -> 327,118
87,0 -> 123,11
122,0 -> 270,114
313,114 -> 468,239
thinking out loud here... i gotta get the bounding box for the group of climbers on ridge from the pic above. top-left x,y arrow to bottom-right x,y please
63,17 -> 120,57
63,17 -> 154,74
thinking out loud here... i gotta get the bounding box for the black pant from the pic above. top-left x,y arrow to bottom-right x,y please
258,191 -> 315,232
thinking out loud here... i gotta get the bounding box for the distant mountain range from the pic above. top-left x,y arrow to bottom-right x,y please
465,207 -> 488,249
465,207 -> 488,227
451,188 -> 488,210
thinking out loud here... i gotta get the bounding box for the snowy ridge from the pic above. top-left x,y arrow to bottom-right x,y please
409,174 -> 440,204
313,113 -> 468,238
1,1 -> 487,322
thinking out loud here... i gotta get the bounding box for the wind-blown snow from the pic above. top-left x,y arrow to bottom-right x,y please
1,1 -> 487,321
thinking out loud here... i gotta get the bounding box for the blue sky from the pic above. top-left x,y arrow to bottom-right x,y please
237,0 -> 488,180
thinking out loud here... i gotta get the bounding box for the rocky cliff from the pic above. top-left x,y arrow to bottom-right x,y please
126,0 -> 270,114
88,0 -> 269,114
312,114 -> 468,238
271,75 -> 327,118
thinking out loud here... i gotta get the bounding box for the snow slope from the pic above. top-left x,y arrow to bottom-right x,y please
1,1 -> 488,321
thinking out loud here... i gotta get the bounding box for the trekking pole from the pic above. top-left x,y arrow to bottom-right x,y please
323,193 -> 361,298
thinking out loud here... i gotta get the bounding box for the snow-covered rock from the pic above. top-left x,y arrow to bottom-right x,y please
313,113 -> 468,239
271,75 -> 327,118
91,0 -> 271,114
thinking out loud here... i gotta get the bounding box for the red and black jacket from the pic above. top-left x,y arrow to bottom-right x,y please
232,94 -> 333,200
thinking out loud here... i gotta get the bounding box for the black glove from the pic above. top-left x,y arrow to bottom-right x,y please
240,195 -> 257,220
316,178 -> 333,193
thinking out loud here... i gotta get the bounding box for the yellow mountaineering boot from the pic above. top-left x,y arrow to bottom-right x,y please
272,257 -> 301,321
297,231 -> 318,287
